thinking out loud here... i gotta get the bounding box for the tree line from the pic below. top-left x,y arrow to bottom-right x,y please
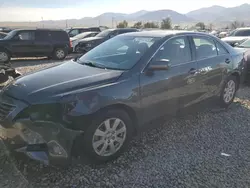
117,17 -> 172,29
116,18 -> 247,30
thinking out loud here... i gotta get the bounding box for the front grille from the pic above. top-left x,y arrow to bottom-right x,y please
0,100 -> 15,120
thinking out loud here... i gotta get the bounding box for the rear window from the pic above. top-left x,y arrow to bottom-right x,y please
50,31 -> 69,41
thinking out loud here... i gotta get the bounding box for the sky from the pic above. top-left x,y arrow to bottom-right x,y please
0,0 -> 249,21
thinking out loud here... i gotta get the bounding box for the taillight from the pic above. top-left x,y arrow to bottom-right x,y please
70,41 -> 72,47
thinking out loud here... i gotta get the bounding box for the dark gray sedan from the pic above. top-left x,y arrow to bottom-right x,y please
0,30 -> 246,166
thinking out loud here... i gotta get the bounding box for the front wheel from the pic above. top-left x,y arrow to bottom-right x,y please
219,75 -> 238,108
81,109 -> 133,163
0,50 -> 10,63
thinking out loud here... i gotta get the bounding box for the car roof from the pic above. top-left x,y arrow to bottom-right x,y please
121,30 -> 211,37
13,28 -> 65,32
67,27 -> 99,29
236,27 -> 250,30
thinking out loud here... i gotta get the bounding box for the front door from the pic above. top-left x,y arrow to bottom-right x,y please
140,36 -> 199,123
10,31 -> 36,57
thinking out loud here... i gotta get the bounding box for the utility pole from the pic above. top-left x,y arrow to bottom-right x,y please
41,16 -> 44,28
112,17 -> 114,28
66,20 -> 68,28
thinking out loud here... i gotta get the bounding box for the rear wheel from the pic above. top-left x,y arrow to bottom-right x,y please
79,109 -> 133,163
52,48 -> 67,60
219,75 -> 238,108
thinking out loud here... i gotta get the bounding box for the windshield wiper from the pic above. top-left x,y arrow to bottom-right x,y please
82,60 -> 106,69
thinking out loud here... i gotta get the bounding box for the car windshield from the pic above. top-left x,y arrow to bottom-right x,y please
238,39 -> 250,48
95,30 -> 113,37
78,35 -> 160,70
74,32 -> 93,39
3,30 -> 17,39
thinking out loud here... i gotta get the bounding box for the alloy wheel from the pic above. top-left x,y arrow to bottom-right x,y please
223,80 -> 236,103
56,49 -> 65,59
92,118 -> 127,157
0,52 -> 8,62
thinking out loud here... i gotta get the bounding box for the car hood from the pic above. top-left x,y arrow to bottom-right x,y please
222,36 -> 250,42
3,61 -> 123,104
79,36 -> 104,43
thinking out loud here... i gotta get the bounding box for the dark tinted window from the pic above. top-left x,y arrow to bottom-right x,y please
153,36 -> 191,65
18,31 -> 35,40
35,31 -> 50,41
50,31 -> 68,41
231,29 -> 250,36
193,37 -> 217,60
89,28 -> 101,32
79,29 -> 89,33
216,41 -> 228,55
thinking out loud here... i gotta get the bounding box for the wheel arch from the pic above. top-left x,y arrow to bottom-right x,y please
230,71 -> 240,90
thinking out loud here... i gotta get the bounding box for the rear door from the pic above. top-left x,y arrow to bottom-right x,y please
189,35 -> 227,105
34,30 -> 53,55
10,30 -> 36,56
140,36 -> 199,122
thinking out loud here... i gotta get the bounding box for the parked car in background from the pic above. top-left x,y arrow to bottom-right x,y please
70,31 -> 99,53
234,38 -> 250,81
218,31 -> 228,38
0,27 -> 12,33
0,29 -> 71,62
65,27 -> 102,37
77,28 -> 139,53
222,27 -> 250,46
0,31 -> 245,166
0,32 -> 7,39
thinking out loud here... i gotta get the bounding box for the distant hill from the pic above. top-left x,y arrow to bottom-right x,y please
136,10 -> 193,23
186,3 -> 250,23
1,3 -> 250,28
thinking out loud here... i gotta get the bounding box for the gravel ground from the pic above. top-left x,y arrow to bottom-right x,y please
1,58 -> 250,188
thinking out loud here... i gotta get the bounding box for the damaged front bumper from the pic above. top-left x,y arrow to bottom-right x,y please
0,95 -> 83,166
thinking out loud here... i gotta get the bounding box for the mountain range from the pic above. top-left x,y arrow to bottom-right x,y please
1,3 -> 250,28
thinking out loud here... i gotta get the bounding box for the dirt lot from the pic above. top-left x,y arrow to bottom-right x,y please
1,57 -> 250,188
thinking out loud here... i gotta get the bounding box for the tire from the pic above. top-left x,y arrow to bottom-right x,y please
75,45 -> 81,53
52,48 -> 67,60
81,109 -> 133,164
0,50 -> 10,63
219,75 -> 238,108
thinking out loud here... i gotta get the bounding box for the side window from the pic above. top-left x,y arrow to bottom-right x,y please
35,31 -> 49,41
80,29 -> 88,33
193,37 -> 217,60
153,36 -> 191,65
18,31 -> 35,40
50,31 -> 67,41
215,41 -> 228,55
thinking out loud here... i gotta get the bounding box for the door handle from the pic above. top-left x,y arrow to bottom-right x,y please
189,68 -> 197,75
225,58 -> 231,64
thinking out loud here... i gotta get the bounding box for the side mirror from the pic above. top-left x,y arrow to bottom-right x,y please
147,59 -> 171,71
